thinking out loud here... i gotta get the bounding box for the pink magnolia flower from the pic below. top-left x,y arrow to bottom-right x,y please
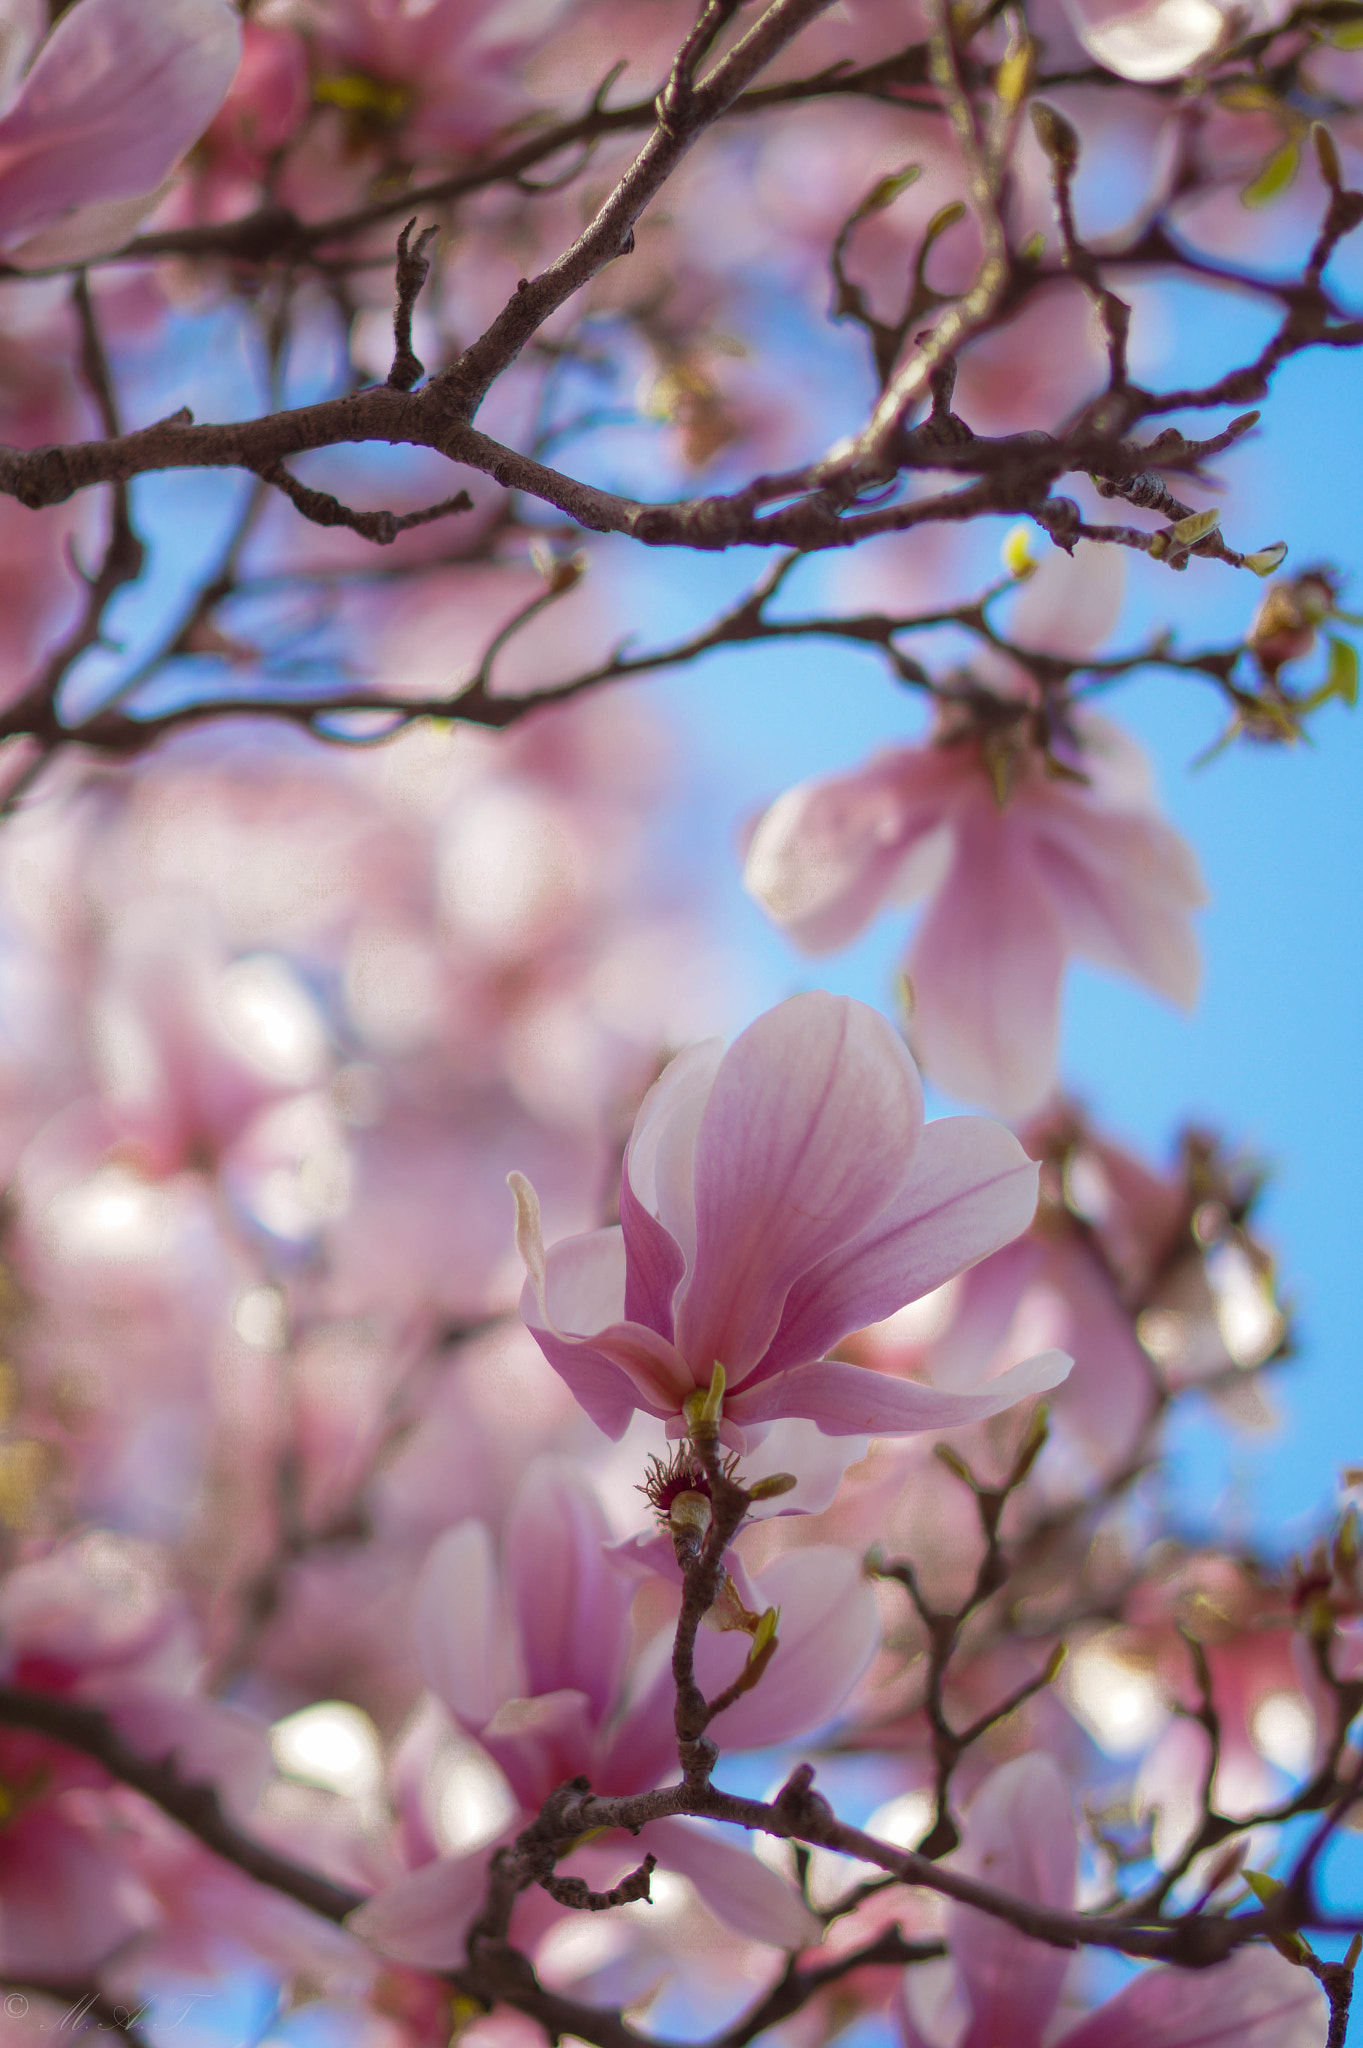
900,1754 -> 1324,2048
512,992 -> 1069,1451
0,0 -> 242,266
350,1457 -> 863,1962
743,564 -> 1204,1119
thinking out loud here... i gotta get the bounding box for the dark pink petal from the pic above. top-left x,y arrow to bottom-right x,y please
757,1117 -> 1041,1380
644,1816 -> 821,1946
909,806 -> 1067,1117
480,1688 -> 599,1812
950,1755 -> 1077,2048
1057,1947 -> 1325,2048
0,0 -> 242,247
729,1348 -> 1070,1435
505,1457 -> 632,1722
620,1146 -> 686,1337
744,753 -> 950,953
693,1545 -> 879,1747
346,1845 -> 496,1968
678,994 -> 924,1386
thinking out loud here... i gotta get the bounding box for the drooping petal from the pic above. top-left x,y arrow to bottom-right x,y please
415,1522 -> 524,1727
1056,1946 -> 1325,2048
755,1117 -> 1040,1381
1030,798 -> 1204,1010
744,754 -> 950,953
505,1458 -> 632,1722
346,1846 -> 496,1969
0,0 -> 242,249
950,1755 -> 1078,2048
728,1348 -> 1071,1436
908,805 -> 1067,1118
644,1815 -> 821,1947
677,994 -> 925,1386
693,1546 -> 880,1747
512,1176 -> 691,1435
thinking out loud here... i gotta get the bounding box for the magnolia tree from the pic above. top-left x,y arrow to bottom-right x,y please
0,2 -> 1360,2047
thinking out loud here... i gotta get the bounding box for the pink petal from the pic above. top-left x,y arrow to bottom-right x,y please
693,1545 -> 879,1747
757,1117 -> 1041,1379
909,805 -> 1067,1117
624,1039 -> 724,1273
1030,800 -> 1204,1009
1008,543 -> 1126,664
1057,1947 -> 1325,2048
512,1179 -> 691,1434
950,1755 -> 1077,2048
678,994 -> 924,1385
480,1688 -> 599,1812
620,1143 -> 686,1337
645,1815 -> 821,1947
729,1348 -> 1070,1436
744,754 -> 949,953
414,1522 -> 523,1726
506,1457 -> 632,1721
346,1846 -> 495,1969
0,0 -> 242,247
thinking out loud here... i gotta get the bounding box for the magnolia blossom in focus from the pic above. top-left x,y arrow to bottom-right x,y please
900,1754 -> 1324,2048
0,0 -> 242,265
744,572 -> 1204,1121
511,992 -> 1069,1450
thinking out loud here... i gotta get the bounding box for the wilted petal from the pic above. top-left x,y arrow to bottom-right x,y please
0,0 -> 242,248
415,1522 -> 523,1727
346,1847 -> 495,1969
1062,0 -> 1226,78
951,1755 -> 1078,2048
730,1348 -> 1071,1436
645,1816 -> 821,1947
693,1545 -> 879,1747
1057,1946 -> 1325,2048
758,1117 -> 1040,1379
505,1458 -> 632,1722
909,807 -> 1067,1117
678,994 -> 924,1385
744,755 -> 949,953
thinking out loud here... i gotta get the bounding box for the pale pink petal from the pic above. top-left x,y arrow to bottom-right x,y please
756,1117 -> 1040,1380
744,755 -> 950,953
415,1523 -> 523,1727
1008,543 -> 1126,664
909,807 -> 1067,1117
346,1846 -> 495,1969
102,1690 -> 270,1822
693,1546 -> 880,1747
644,1816 -> 821,1947
0,0 -> 242,248
678,994 -> 924,1384
729,1348 -> 1071,1436
951,1755 -> 1078,2048
1030,801 -> 1204,1010
624,1038 -> 724,1273
1061,0 -> 1227,78
505,1458 -> 632,1722
1056,1947 -> 1325,2048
